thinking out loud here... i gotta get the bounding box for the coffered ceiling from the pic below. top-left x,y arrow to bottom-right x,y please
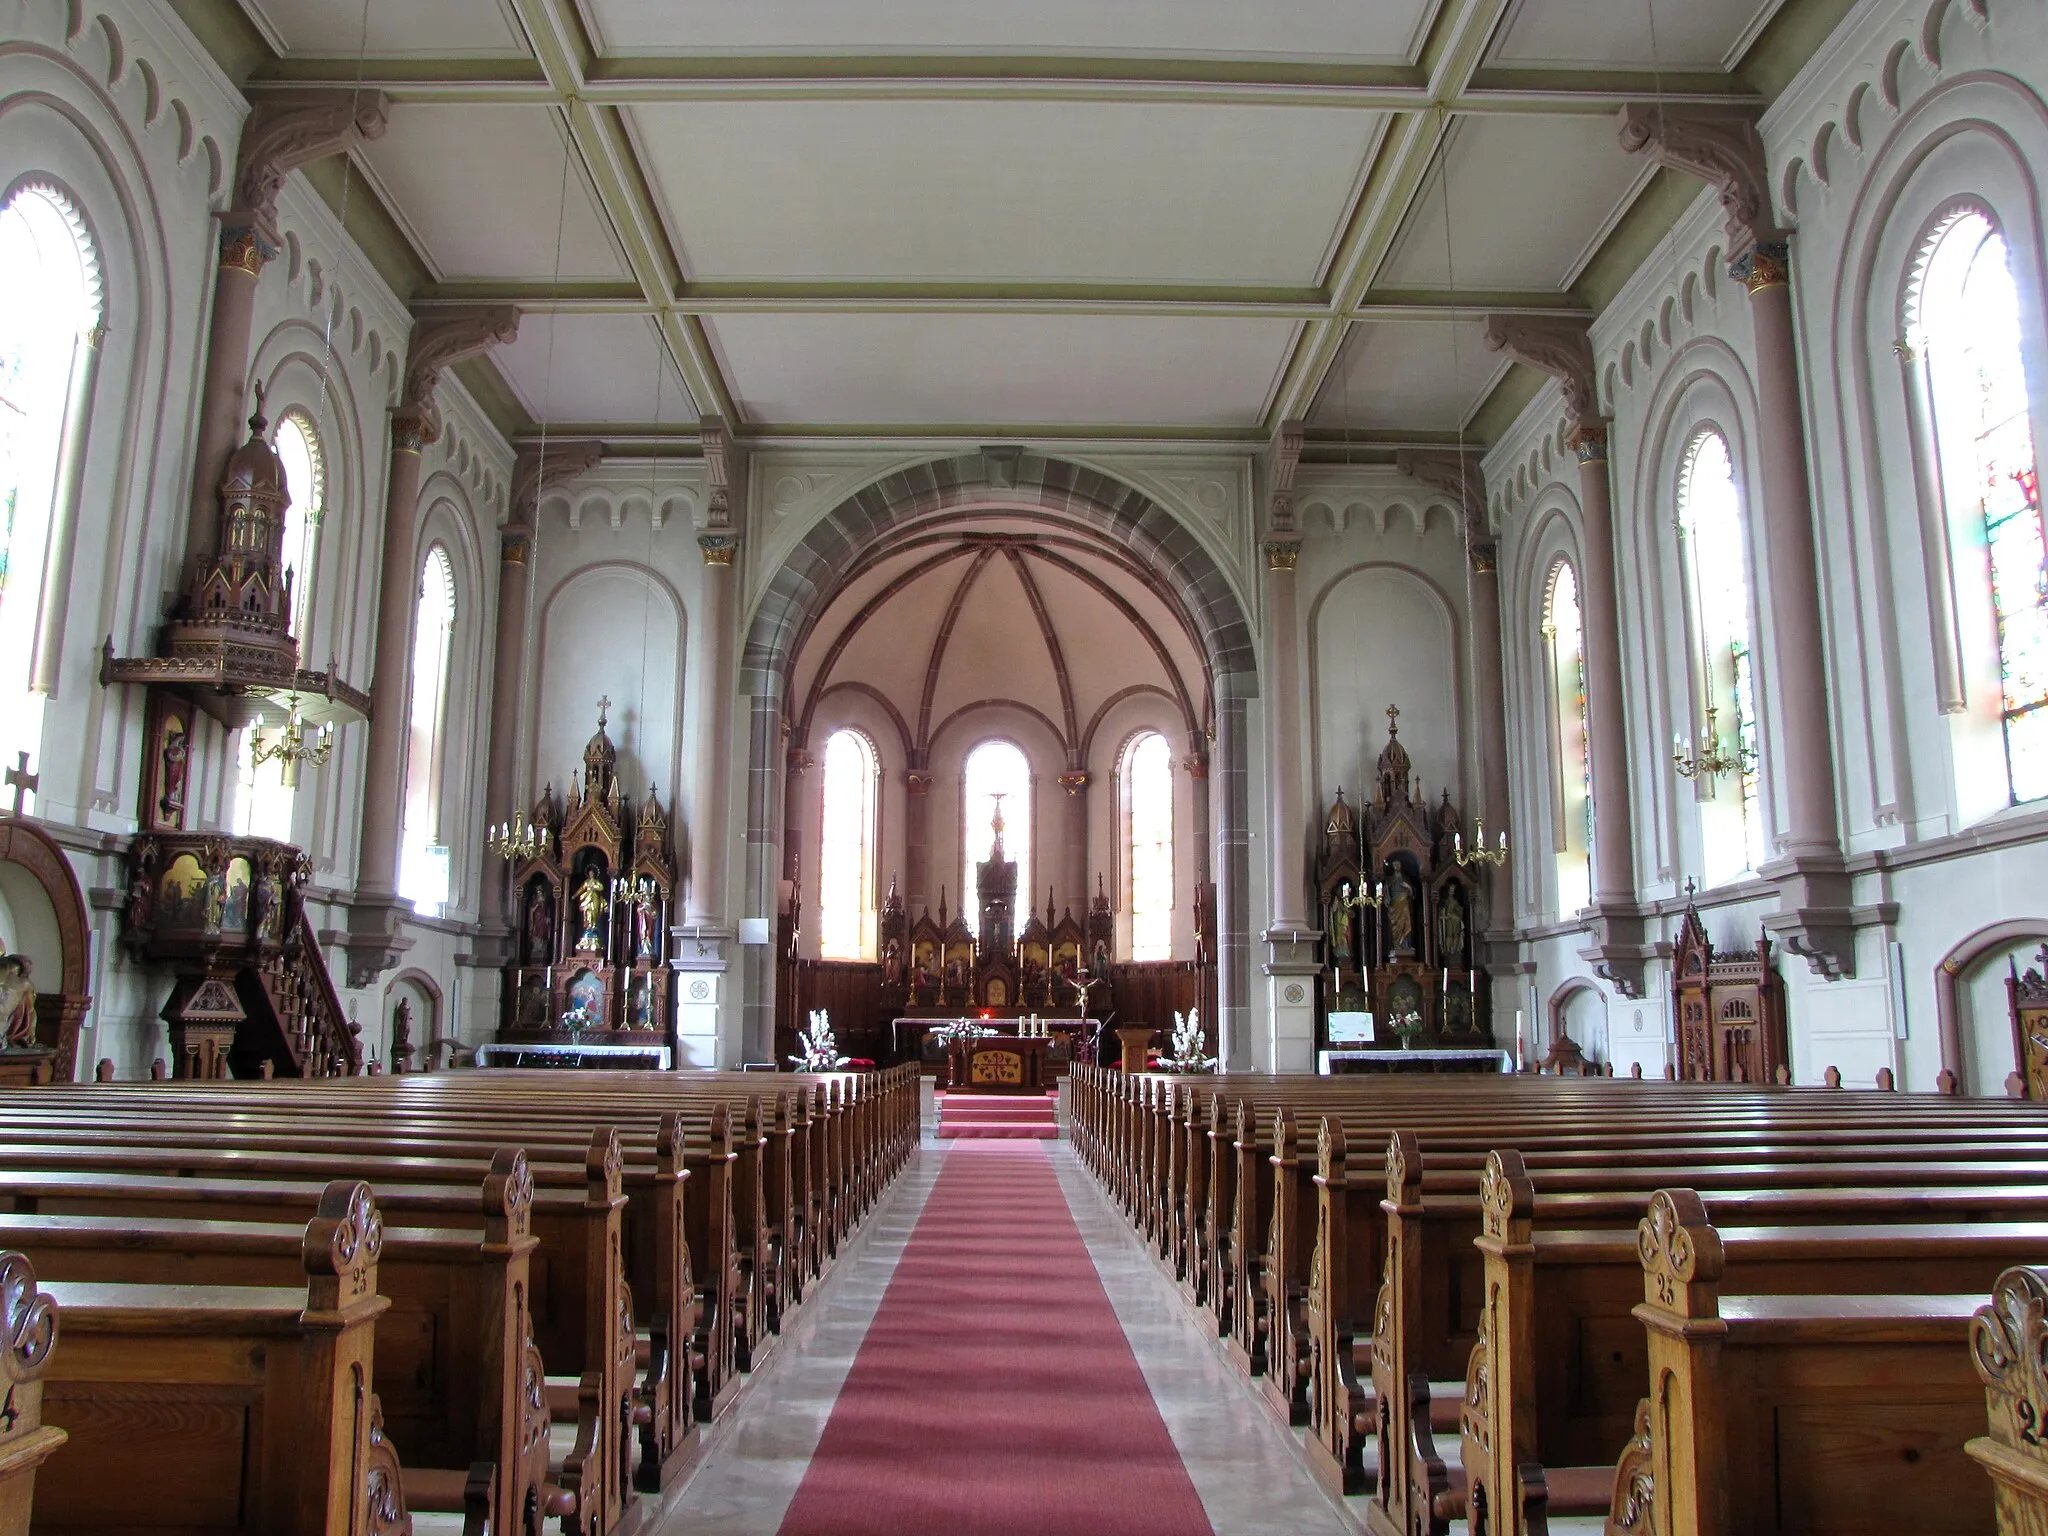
213,0 -> 1832,447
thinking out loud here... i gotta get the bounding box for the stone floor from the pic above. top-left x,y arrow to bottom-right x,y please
649,1139 -> 1361,1536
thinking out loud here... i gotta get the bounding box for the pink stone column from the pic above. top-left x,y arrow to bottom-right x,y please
478,522 -> 533,931
685,535 -> 738,925
1263,541 -> 1310,929
1742,246 -> 1841,857
1059,769 -> 1090,913
183,222 -> 270,576
904,769 -> 932,908
1570,425 -> 1639,905
353,407 -> 429,903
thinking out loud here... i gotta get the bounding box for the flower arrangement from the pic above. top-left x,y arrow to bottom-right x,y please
561,1003 -> 594,1035
790,1008 -> 851,1070
930,1019 -> 995,1047
1154,1008 -> 1217,1074
1389,1008 -> 1426,1048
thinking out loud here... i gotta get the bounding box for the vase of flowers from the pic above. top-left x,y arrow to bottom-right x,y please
1390,1008 -> 1426,1049
789,1009 -> 851,1070
1154,1008 -> 1217,1073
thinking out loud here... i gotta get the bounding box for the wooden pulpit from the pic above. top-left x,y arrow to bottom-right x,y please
1116,1026 -> 1157,1074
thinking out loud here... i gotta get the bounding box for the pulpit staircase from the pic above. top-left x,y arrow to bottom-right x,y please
230,909 -> 357,1077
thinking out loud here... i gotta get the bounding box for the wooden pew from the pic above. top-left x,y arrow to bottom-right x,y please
28,1180 -> 436,1536
0,1252 -> 64,1536
1965,1264 -> 2048,1533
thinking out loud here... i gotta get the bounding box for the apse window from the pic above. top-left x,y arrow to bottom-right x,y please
1543,560 -> 1592,915
1676,430 -> 1767,878
0,182 -> 103,796
234,409 -> 326,841
1122,731 -> 1174,961
817,728 -> 878,960
398,545 -> 456,914
1912,208 -> 2048,807
962,740 -> 1030,935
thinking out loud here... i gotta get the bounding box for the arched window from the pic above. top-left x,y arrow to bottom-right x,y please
1122,731 -> 1174,961
233,409 -> 327,841
817,728 -> 878,960
398,545 -> 457,914
962,739 -> 1031,935
1542,560 -> 1592,915
1676,430 -> 1766,879
1911,209 -> 2048,807
274,409 -> 324,644
0,183 -> 103,794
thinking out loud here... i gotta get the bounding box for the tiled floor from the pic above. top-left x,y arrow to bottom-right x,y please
649,1140 -> 1359,1536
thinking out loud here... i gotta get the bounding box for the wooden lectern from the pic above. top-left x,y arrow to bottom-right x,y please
1116,1026 -> 1157,1074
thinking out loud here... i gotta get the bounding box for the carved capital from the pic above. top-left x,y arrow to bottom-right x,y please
904,771 -> 933,795
401,306 -> 521,440
1264,540 -> 1301,572
1469,540 -> 1498,576
698,534 -> 737,567
500,528 -> 531,567
1732,240 -> 1791,294
787,748 -> 815,775
512,439 -> 603,516
1057,771 -> 1091,797
1181,752 -> 1209,781
217,219 -> 281,278
389,411 -> 428,457
1616,103 -> 1778,253
1568,421 -> 1610,466
236,89 -> 390,229
1482,315 -> 1599,425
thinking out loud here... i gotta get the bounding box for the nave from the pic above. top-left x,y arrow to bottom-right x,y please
664,1137 -> 1353,1536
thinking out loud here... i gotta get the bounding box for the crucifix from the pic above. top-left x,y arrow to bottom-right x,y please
5,753 -> 37,817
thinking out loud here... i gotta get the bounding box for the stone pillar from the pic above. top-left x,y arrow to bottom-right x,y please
345,307 -> 519,988
1259,424 -> 1321,1071
1617,103 -> 1856,978
1484,316 -> 1648,995
1184,739 -> 1211,887
904,766 -> 933,907
185,92 -> 388,576
1214,695 -> 1251,1070
685,534 -> 738,924
781,745 -> 813,934
740,692 -> 786,1063
479,442 -> 602,938
1058,768 -> 1090,914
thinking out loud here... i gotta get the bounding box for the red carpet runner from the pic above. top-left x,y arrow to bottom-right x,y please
935,1090 -> 1060,1139
776,1142 -> 1214,1536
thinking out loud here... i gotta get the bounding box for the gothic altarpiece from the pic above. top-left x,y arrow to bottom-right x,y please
1316,712 -> 1488,1049
502,703 -> 675,1047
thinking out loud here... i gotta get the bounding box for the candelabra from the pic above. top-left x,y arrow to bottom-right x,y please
250,694 -> 333,789
1454,818 -> 1509,868
1672,702 -> 1752,781
486,813 -> 543,862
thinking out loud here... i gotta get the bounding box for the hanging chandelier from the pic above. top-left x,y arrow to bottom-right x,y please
250,693 -> 334,788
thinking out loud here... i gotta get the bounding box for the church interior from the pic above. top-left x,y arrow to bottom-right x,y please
3,0 -> 2048,1531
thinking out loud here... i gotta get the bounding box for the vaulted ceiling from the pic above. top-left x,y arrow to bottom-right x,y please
197,0 -> 1845,449
786,517 -> 1207,765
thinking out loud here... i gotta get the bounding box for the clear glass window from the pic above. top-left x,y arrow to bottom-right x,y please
817,728 -> 878,960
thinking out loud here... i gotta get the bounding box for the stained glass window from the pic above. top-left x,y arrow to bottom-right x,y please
1916,210 -> 2048,805
1677,430 -> 1766,877
0,184 -> 102,799
399,546 -> 457,913
1544,561 -> 1592,914
962,740 -> 1030,935
817,729 -> 878,960
1123,732 -> 1174,961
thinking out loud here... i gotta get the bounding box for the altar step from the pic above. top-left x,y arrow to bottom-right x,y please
936,1091 -> 1060,1140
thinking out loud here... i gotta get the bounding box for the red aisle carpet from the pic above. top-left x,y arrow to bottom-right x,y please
936,1090 -> 1060,1139
776,1142 -> 1215,1536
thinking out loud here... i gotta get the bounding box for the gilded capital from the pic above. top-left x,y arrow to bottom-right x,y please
1732,240 -> 1791,294
1182,753 -> 1209,781
1469,540 -> 1498,576
698,534 -> 737,567
787,748 -> 815,775
1264,540 -> 1301,572
1057,771 -> 1091,797
218,221 -> 278,278
501,530 -> 531,566
389,410 -> 428,457
1567,421 -> 1610,466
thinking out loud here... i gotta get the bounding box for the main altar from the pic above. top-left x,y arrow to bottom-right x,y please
495,701 -> 675,1055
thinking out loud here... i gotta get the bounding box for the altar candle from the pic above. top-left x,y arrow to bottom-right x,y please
1442,967 -> 1448,992
1515,1009 -> 1524,1070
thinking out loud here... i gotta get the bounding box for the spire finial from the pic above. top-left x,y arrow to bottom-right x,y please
248,379 -> 269,438
596,695 -> 611,731
1386,702 -> 1401,737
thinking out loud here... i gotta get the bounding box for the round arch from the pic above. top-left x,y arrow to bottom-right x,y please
738,451 -> 1258,1068
0,817 -> 91,1079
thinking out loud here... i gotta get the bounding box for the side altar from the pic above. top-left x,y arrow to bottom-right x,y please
495,701 -> 675,1056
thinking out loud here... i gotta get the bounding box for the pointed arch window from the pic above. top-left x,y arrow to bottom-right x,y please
0,182 -> 104,797
817,728 -> 878,960
1910,208 -> 2048,807
399,545 -> 457,914
1542,560 -> 1592,915
1677,429 -> 1767,878
962,740 -> 1031,936
1122,731 -> 1174,961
